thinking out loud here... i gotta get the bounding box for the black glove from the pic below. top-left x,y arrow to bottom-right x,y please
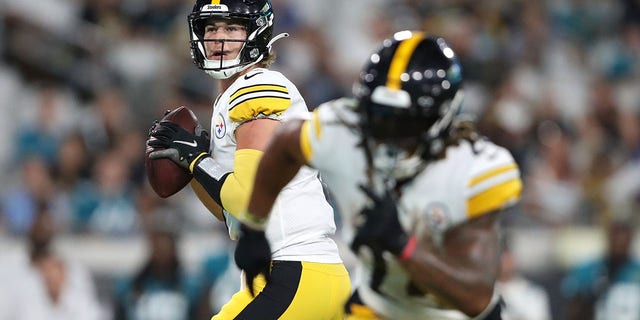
234,223 -> 271,297
351,184 -> 409,256
147,121 -> 210,171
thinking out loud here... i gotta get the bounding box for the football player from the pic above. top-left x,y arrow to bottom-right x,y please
146,0 -> 350,319
240,31 -> 523,319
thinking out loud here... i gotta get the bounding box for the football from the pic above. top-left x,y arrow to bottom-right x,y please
145,106 -> 198,198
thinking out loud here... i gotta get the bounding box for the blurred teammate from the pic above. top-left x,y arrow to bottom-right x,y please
239,31 -> 523,319
146,0 -> 349,319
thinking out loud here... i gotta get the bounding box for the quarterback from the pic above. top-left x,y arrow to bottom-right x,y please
147,0 -> 350,319
240,32 -> 522,319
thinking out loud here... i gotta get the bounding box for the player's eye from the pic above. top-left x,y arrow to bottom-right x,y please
226,25 -> 243,32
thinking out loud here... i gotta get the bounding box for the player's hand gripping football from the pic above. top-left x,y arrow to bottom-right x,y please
234,223 -> 271,296
351,185 -> 410,257
147,120 -> 210,171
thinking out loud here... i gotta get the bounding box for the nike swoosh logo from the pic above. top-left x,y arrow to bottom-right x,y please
175,140 -> 198,147
244,72 -> 263,80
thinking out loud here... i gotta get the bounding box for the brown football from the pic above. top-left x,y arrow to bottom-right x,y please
145,106 -> 198,198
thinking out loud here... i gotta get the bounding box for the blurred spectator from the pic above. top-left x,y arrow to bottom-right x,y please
0,65 -> 24,186
581,149 -> 617,227
113,209 -> 201,320
0,203 -> 103,320
192,244 -> 239,317
111,128 -> 147,189
13,86 -> 61,165
582,80 -> 621,154
562,220 -> 640,320
84,150 -> 139,235
549,0 -> 620,46
79,0 -> 128,40
12,84 -> 80,168
50,132 -> 96,232
522,120 -> 585,226
621,0 -> 640,26
496,240 -> 552,320
134,0 -> 183,36
1,156 -> 57,234
79,87 -> 133,154
275,25 -> 346,108
54,132 -> 93,190
480,69 -> 537,168
600,106 -> 640,226
104,25 -> 170,124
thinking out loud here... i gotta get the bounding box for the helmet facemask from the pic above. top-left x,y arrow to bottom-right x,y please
188,1 -> 282,79
360,90 -> 464,181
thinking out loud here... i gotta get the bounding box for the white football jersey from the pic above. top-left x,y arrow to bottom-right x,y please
300,98 -> 523,319
210,68 -> 341,263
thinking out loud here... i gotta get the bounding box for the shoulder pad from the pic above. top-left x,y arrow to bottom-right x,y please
465,143 -> 522,218
228,70 -> 292,122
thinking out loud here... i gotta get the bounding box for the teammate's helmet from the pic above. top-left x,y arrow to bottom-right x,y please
188,0 -> 277,79
354,31 -> 464,163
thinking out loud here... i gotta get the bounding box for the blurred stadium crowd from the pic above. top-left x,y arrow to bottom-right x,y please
0,0 -> 639,319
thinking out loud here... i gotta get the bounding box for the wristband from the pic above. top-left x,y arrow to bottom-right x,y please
189,152 -> 211,173
399,236 -> 417,261
193,157 -> 229,180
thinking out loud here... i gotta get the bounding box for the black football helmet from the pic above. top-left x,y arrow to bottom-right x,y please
354,31 -> 464,179
188,0 -> 287,79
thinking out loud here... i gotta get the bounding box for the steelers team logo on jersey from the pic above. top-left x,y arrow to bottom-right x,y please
423,202 -> 450,233
214,113 -> 226,139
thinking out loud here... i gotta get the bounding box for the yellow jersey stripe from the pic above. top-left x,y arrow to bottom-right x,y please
467,178 -> 522,218
300,120 -> 313,162
386,32 -> 424,90
230,84 -> 288,103
312,108 -> 322,138
228,96 -> 291,122
300,110 -> 320,162
210,0 -> 220,4
468,163 -> 518,187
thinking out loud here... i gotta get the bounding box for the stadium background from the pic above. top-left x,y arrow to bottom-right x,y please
0,0 -> 639,318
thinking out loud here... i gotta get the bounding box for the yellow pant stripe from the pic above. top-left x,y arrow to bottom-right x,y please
279,262 -> 351,319
212,262 -> 350,320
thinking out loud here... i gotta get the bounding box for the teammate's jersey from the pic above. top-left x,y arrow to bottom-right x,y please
211,68 -> 341,263
300,98 -> 522,319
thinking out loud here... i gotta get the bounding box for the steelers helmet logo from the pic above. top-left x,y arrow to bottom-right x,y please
214,113 -> 226,139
